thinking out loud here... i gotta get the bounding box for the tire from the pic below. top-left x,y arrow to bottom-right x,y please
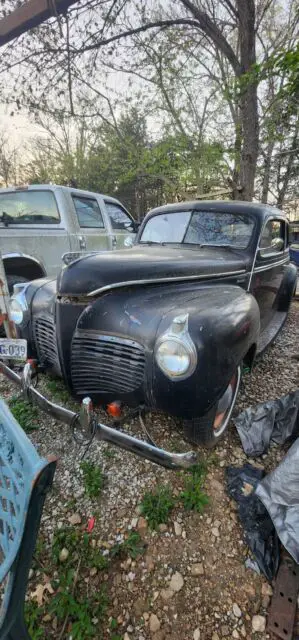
6,275 -> 29,295
183,366 -> 241,448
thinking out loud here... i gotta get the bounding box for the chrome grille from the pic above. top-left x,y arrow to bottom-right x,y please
33,314 -> 59,368
71,331 -> 145,395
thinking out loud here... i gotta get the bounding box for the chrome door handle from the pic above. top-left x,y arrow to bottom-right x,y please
112,235 -> 117,249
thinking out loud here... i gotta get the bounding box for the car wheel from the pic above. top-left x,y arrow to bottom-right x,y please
6,275 -> 29,295
183,366 -> 241,447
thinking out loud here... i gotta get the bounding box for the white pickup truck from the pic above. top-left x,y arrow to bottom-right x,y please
0,184 -> 137,291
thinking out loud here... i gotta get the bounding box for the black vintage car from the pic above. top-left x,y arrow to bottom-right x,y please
9,201 -> 297,447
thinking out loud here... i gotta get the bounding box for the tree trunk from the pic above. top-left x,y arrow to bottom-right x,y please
261,140 -> 275,203
237,0 -> 259,201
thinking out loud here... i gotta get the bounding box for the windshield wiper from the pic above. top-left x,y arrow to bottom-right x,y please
197,243 -> 240,249
140,241 -> 167,246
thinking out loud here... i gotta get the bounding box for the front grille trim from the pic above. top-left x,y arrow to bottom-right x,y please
71,330 -> 145,396
33,314 -> 59,369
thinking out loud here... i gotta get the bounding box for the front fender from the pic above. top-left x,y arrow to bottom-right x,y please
152,285 -> 260,419
72,282 -> 259,418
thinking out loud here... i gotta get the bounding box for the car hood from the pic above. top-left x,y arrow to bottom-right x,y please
57,245 -> 249,296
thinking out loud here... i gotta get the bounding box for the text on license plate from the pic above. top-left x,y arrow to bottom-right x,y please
0,339 -> 27,360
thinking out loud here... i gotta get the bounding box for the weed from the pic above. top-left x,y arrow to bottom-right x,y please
102,447 -> 116,459
46,378 -> 70,404
25,601 -> 44,639
180,463 -> 209,512
80,460 -> 104,498
50,569 -> 108,639
140,485 -> 176,529
110,618 -> 118,630
111,531 -> 145,559
9,397 -> 39,432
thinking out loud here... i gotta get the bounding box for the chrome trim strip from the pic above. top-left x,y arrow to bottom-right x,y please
87,269 -> 247,297
253,258 -> 289,273
0,361 -> 197,470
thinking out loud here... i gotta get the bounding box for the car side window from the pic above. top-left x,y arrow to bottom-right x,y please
260,219 -> 285,254
105,202 -> 134,231
73,196 -> 105,229
0,190 -> 60,224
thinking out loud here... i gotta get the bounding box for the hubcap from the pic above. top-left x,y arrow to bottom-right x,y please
213,368 -> 241,437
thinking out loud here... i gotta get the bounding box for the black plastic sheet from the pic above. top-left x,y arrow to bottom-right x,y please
256,439 -> 299,564
234,390 -> 299,457
226,463 -> 280,581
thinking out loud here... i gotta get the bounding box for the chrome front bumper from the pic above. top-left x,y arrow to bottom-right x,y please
0,362 -> 197,470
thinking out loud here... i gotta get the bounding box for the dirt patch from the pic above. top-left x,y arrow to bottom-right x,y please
1,302 -> 298,640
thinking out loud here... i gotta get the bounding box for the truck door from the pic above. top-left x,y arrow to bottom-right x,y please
104,200 -> 136,249
0,188 -> 71,276
71,194 -> 112,252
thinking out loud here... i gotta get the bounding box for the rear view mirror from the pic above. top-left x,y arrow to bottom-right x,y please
271,237 -> 284,251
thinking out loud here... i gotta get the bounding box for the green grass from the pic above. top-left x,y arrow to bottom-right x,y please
49,570 -> 108,639
111,531 -> 145,559
9,397 -> 39,432
180,463 -> 209,512
25,601 -> 45,639
80,460 -> 104,499
46,378 -> 70,404
140,485 -> 176,530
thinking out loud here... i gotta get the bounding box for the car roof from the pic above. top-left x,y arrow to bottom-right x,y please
0,184 -> 122,206
147,200 -> 286,221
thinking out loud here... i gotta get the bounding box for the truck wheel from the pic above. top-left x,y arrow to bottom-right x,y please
183,366 -> 241,447
6,275 -> 29,295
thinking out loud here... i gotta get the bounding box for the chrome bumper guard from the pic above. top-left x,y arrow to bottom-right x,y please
0,362 -> 197,470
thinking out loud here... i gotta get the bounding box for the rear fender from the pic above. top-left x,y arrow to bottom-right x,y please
276,263 -> 297,311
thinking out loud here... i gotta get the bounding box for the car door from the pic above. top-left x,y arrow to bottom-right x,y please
104,200 -> 136,249
250,218 -> 289,331
0,188 -> 71,276
72,194 -> 112,252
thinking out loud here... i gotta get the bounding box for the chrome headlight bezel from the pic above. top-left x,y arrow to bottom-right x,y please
155,314 -> 197,381
10,284 -> 29,327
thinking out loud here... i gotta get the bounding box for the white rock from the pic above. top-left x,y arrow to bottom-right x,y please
169,571 -> 184,592
59,548 -> 69,562
68,513 -> 81,526
193,629 -> 201,640
232,631 -> 239,639
233,603 -> 242,618
124,634 -> 131,640
191,563 -> 204,576
211,527 -> 220,537
160,588 -> 174,601
252,615 -> 266,633
149,613 -> 160,633
174,521 -> 182,536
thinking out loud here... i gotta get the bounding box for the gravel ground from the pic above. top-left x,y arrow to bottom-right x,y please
1,301 -> 299,640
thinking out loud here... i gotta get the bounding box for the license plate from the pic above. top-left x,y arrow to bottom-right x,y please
0,339 -> 27,360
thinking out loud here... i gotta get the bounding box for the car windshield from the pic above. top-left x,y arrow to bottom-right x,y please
140,210 -> 254,249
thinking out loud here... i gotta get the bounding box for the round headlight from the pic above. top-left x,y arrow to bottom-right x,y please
10,299 -> 24,325
156,339 -> 191,378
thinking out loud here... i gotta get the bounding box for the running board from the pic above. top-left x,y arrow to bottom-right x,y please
257,310 -> 287,355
